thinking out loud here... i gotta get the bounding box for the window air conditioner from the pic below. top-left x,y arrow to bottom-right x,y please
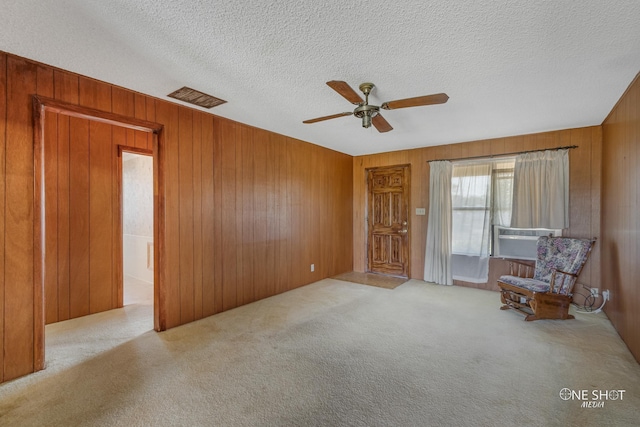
493,226 -> 562,261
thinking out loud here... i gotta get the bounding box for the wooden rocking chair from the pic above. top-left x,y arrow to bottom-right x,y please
497,236 -> 596,321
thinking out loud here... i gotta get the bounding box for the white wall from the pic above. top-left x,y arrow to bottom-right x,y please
123,152 -> 154,283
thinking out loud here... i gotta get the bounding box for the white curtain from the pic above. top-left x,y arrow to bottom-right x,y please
424,161 -> 453,285
511,149 -> 569,229
492,161 -> 515,227
451,163 -> 492,283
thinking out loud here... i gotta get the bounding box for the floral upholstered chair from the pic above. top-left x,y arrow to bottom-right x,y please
497,236 -> 596,321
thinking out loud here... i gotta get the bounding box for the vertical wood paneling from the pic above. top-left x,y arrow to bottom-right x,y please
178,107 -> 194,323
135,130 -> 148,150
53,70 -> 79,104
44,111 -> 59,324
192,112 -> 203,320
0,52 -> 354,382
201,115 -> 215,317
78,77 -> 111,111
68,117 -> 90,318
112,87 -> 134,117
221,120 -> 238,311
0,52 -> 6,383
252,128 -> 268,299
234,125 -> 245,306
57,114 -> 71,320
276,135 -> 290,294
303,144 -> 315,284
88,121 -> 113,313
134,93 -> 146,120
602,72 -> 640,363
240,125 -> 255,305
156,101 -> 181,328
40,102 -> 150,324
288,139 -> 304,288
109,86 -> 132,310
212,117 -> 223,315
4,56 -> 36,379
265,133 -> 277,296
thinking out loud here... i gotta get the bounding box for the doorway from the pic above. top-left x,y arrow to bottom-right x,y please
366,165 -> 410,277
121,150 -> 154,306
34,95 -> 165,371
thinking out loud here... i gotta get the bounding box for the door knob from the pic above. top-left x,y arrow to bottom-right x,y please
398,220 -> 408,234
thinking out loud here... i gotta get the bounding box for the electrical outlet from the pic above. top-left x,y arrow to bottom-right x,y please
602,290 -> 610,301
590,288 -> 599,297
310,263 -> 315,272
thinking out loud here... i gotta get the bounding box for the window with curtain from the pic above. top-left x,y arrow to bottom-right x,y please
426,149 -> 570,285
451,159 -> 515,283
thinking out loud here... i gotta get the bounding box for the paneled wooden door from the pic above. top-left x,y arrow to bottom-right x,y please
366,165 -> 410,277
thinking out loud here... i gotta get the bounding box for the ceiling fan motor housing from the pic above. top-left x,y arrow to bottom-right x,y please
353,104 -> 379,128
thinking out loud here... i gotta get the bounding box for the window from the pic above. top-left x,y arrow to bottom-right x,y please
451,159 -> 515,282
451,159 -> 515,256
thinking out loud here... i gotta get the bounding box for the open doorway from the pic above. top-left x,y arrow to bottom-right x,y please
122,151 -> 154,307
34,95 -> 165,372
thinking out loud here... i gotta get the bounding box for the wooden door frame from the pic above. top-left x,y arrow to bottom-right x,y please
365,164 -> 411,277
32,95 -> 166,372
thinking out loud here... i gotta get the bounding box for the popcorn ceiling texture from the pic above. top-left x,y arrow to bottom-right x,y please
3,1 -> 640,155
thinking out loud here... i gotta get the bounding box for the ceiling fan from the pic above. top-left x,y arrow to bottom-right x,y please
303,81 -> 449,132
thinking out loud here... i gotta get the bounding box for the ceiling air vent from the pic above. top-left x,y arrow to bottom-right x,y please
167,86 -> 226,109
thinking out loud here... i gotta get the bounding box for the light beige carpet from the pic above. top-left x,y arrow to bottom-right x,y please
332,271 -> 407,289
0,278 -> 638,426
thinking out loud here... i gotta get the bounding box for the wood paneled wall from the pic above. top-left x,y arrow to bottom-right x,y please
0,51 -> 353,382
43,111 -> 153,325
601,72 -> 640,362
353,127 -> 602,295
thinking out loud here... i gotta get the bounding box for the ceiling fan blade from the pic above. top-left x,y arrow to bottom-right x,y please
303,112 -> 353,124
381,93 -> 449,110
372,113 -> 393,133
326,81 -> 363,105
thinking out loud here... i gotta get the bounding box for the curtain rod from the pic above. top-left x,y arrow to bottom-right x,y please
428,145 -> 578,163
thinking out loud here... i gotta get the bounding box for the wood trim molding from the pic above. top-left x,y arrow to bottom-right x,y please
33,95 -> 163,134
32,96 -> 166,372
118,145 -> 153,157
32,95 -> 45,371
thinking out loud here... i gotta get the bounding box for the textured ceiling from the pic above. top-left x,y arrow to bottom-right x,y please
3,1 -> 640,155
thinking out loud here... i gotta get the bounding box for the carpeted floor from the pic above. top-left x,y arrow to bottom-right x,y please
332,271 -> 407,289
0,278 -> 638,426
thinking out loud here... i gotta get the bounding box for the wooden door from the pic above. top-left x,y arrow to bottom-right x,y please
367,165 -> 410,277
